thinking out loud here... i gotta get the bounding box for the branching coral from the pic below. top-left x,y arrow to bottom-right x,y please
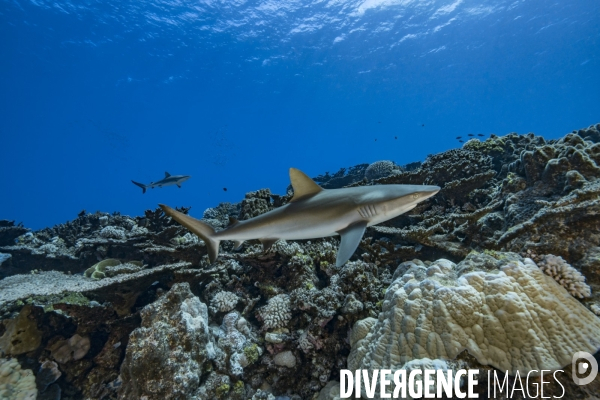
259,294 -> 291,330
210,291 -> 239,313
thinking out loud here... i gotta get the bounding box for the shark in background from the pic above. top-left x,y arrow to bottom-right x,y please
132,172 -> 191,194
160,168 -> 439,267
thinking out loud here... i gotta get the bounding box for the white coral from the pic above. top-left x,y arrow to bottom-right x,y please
537,254 -> 591,298
99,226 -> 126,240
0,358 -> 37,400
259,294 -> 291,330
210,291 -> 239,313
349,255 -> 600,376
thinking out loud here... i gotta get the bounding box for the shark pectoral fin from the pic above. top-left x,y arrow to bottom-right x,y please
177,184 -> 181,188
336,222 -> 367,267
289,168 -> 323,202
165,172 -> 171,178
260,238 -> 278,252
233,240 -> 245,250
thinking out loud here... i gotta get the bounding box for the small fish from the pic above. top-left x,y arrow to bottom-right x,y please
421,124 -> 425,127
132,172 -> 191,194
394,136 -> 397,139
375,139 -> 377,142
456,136 -> 462,139
478,134 -> 484,137
468,134 -> 474,137
378,121 -> 381,124
459,140 -> 464,143
223,188 -> 228,191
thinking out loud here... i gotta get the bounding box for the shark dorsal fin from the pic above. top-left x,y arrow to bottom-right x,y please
289,168 -> 322,202
165,172 -> 171,178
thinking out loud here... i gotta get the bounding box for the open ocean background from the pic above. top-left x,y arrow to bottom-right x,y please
1,0 -> 599,230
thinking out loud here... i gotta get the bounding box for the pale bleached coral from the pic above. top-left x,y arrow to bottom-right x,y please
259,294 -> 291,330
537,254 -> 591,298
211,291 -> 239,313
273,350 -> 296,368
0,358 -> 37,400
99,226 -> 126,240
349,253 -> 600,375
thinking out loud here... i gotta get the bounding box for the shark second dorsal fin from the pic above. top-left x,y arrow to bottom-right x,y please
228,216 -> 239,227
165,172 -> 171,178
289,168 -> 323,202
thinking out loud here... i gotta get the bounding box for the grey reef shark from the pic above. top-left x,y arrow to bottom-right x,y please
160,168 -> 439,267
132,172 -> 191,194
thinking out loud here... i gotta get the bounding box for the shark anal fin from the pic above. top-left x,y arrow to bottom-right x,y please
165,172 -> 171,178
260,238 -> 278,252
289,168 -> 323,202
233,240 -> 245,250
336,221 -> 367,267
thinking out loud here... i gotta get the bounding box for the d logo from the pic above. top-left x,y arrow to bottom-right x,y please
572,351 -> 598,385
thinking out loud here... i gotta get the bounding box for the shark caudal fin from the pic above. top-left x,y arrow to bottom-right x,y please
131,180 -> 147,194
159,204 -> 220,263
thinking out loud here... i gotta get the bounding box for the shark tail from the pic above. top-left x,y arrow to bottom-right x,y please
131,180 -> 147,194
159,204 -> 220,263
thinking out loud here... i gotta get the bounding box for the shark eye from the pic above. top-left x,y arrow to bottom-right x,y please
412,193 -> 420,199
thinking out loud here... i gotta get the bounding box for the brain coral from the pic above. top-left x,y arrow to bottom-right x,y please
348,253 -> 600,375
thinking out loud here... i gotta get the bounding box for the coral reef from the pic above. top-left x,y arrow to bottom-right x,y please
0,123 -> 599,399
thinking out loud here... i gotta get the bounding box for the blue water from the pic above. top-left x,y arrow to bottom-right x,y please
1,0 -> 599,229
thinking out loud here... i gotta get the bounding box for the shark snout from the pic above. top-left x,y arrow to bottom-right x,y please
421,185 -> 440,199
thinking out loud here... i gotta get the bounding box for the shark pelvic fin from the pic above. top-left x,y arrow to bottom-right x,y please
289,168 -> 323,202
260,238 -> 278,252
336,221 -> 367,267
159,204 -> 220,263
165,172 -> 171,178
233,240 -> 244,250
